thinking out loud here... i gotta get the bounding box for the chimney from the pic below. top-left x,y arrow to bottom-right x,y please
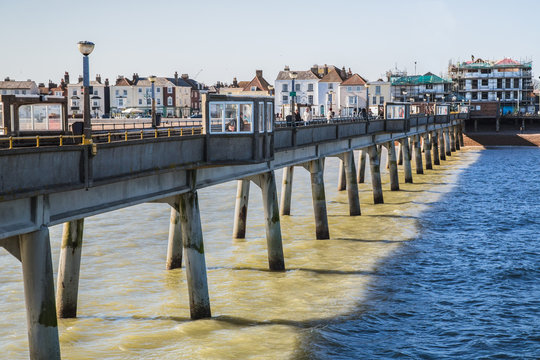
174,71 -> 179,85
284,65 -> 290,71
256,70 -> 263,78
64,71 -> 70,84
181,73 -> 189,80
324,64 -> 328,75
311,64 -> 318,75
48,80 -> 55,90
232,77 -> 238,87
132,73 -> 139,83
341,66 -> 346,78
4,77 -> 10,81
96,74 -> 102,84
348,68 -> 352,77
105,78 -> 109,87
78,75 -> 83,83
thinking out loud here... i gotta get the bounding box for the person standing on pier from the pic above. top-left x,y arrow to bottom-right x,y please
303,107 -> 312,124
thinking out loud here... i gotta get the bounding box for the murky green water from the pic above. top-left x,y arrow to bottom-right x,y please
0,148 -> 479,359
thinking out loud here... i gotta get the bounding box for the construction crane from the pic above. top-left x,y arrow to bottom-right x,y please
193,69 -> 203,80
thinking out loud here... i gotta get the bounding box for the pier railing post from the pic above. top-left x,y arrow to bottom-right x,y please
279,166 -> 294,216
401,137 -> 413,183
439,129 -> 446,161
386,141 -> 400,191
357,149 -> 367,184
20,226 -> 61,360
432,131 -> 440,166
166,197 -> 183,270
423,132 -> 433,170
337,159 -> 346,191
367,145 -> 384,204
179,190 -> 211,319
257,171 -> 286,270
342,151 -> 361,215
305,158 -> 330,239
413,135 -> 424,174
232,179 -> 250,239
56,219 -> 84,318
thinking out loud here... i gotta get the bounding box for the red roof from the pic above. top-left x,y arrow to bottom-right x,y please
495,58 -> 520,66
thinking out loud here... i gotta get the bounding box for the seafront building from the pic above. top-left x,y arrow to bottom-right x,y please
218,70 -> 272,97
390,72 -> 452,103
448,57 -> 534,114
0,77 -> 39,96
366,79 -> 391,115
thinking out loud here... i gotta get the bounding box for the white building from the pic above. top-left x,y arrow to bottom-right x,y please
67,75 -> 106,118
274,66 -> 320,116
339,74 -> 368,116
366,79 -> 391,114
0,78 -> 39,96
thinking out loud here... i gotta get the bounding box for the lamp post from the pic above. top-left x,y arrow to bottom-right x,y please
78,40 -> 95,143
289,71 -> 298,116
148,75 -> 157,127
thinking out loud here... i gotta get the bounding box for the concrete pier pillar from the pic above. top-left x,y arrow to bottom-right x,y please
337,159 -> 346,191
232,179 -> 250,239
342,151 -> 361,215
56,219 -> 84,318
20,227 -> 61,360
455,126 -> 461,151
397,141 -> 404,165
423,133 -> 432,170
439,129 -> 446,161
307,158 -> 330,239
387,141 -> 400,191
450,126 -> 456,152
413,135 -> 424,174
459,123 -> 465,147
432,131 -> 440,166
178,191 -> 211,319
401,137 -> 413,183
279,166 -> 294,216
257,171 -> 286,270
357,149 -> 367,184
367,145 -> 384,204
166,198 -> 182,270
444,128 -> 452,156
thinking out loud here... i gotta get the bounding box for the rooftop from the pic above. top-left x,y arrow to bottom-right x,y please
392,72 -> 451,85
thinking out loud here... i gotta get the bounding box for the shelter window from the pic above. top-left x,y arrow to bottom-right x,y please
258,102 -> 265,133
18,104 -> 62,131
209,102 -> 253,134
266,103 -> 273,132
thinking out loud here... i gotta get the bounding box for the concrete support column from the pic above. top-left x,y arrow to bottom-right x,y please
459,122 -> 465,147
20,227 -> 61,360
232,179 -> 250,239
397,141 -> 404,165
279,166 -> 294,216
413,135 -> 424,174
258,171 -> 286,270
439,129 -> 447,161
401,137 -> 413,183
357,149 -> 367,184
337,159 -> 346,191
450,126 -> 457,152
432,131 -> 440,166
56,219 -> 84,318
342,151 -> 361,215
455,126 -> 461,151
308,158 -> 330,239
444,128 -> 452,156
166,198 -> 183,270
367,145 -> 384,204
387,141 -> 400,191
423,133 -> 432,170
178,191 -> 211,319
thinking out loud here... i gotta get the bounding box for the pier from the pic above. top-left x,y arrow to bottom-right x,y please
0,95 -> 466,359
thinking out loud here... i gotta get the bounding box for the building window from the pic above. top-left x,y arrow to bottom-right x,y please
157,98 -> 161,105
156,88 -> 160,93
118,99 -> 124,107
147,98 -> 151,105
251,86 -> 257,91
356,86 -> 361,91
426,84 -> 433,90
481,92 -> 488,100
506,91 -> 511,99
139,88 -> 142,93
168,87 -> 173,94
497,91 -> 502,99
14,90 -> 19,94
505,79 -> 511,88
375,85 -> 381,95
348,96 -> 357,105
93,101 -> 98,106
481,79 -> 488,86
472,80 -> 478,89
347,86 -> 352,91
93,90 -> 98,95
308,83 -> 314,91
73,90 -> 77,96
497,79 -> 502,88
514,91 -> 518,99
514,79 -> 519,88
282,84 -> 288,92
295,84 -> 300,91
472,92 -> 478,100
308,95 -> 313,103
282,95 -> 288,102
380,97 -> 384,104
328,83 -> 334,90
167,97 -> 173,106
372,96 -> 376,104
123,90 -> 127,96
115,89 -> 119,96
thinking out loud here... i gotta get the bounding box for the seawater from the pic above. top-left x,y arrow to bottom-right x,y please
1,148 -> 536,359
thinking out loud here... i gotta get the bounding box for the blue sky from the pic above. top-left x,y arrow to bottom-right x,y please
2,0 -> 539,85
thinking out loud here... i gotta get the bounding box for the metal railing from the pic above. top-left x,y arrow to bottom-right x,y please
0,126 -> 203,150
275,115 -> 375,128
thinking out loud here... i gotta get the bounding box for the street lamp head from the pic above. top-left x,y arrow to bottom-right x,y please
77,41 -> 95,56
289,71 -> 298,80
148,75 -> 157,83
452,96 -> 457,101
